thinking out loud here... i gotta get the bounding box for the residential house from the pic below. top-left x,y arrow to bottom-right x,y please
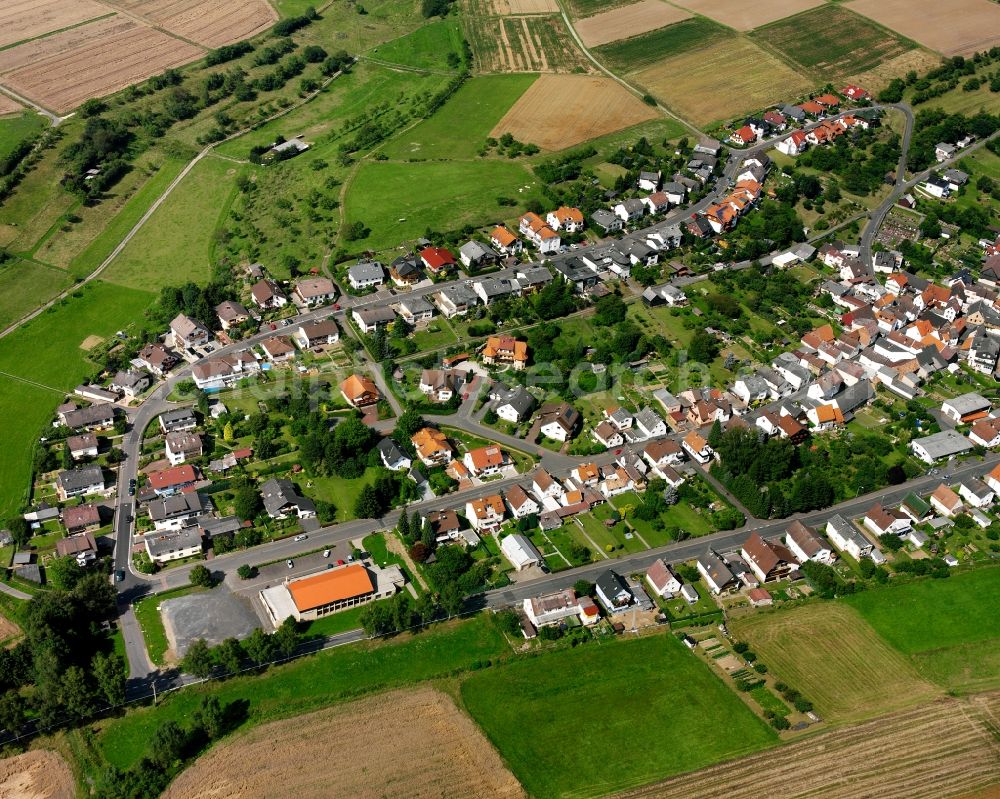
61,504 -> 101,535
591,208 -> 623,233
523,589 -> 598,630
909,429 -> 974,463
56,531 -> 98,565
148,464 -> 197,496
170,313 -> 211,350
637,170 -> 661,191
145,527 -> 203,565
592,420 -> 624,449
546,207 -> 584,233
784,521 -> 834,564
419,246 -> 456,274
613,198 -> 645,224
215,300 -> 250,330
377,439 -> 411,472
571,462 -> 600,486
645,558 -> 682,599
419,368 -> 462,402
494,385 -> 535,423
633,407 -> 667,439
389,255 -> 422,286
490,226 -> 522,255
191,352 -> 258,390
423,509 -> 464,545
137,343 -> 178,377
742,532 -> 799,583
941,392 -> 991,424
148,492 -> 209,531
473,277 -> 521,306
481,335 -> 528,370
293,277 -> 337,306
292,319 -> 339,349
261,477 -> 316,519
969,416 -> 1000,448
459,241 -> 499,270
697,552 -> 735,594
987,463 -> 1000,495
340,374 -> 379,408
60,403 -> 115,432
501,533 -> 543,570
518,212 -> 560,254
352,306 -> 396,334
347,261 -> 385,291
595,569 -> 633,613
260,336 -> 296,362
825,515 -> 873,560
899,492 -> 932,523
958,478 -> 994,508
682,431 -> 714,464
532,469 -> 564,501
863,503 -> 911,537
467,494 -> 505,534
159,408 -> 197,433
505,485 -> 540,519
463,446 -> 508,477
250,278 -> 288,309
411,427 -> 453,467
56,465 -> 104,500
434,284 -> 479,318
539,402 -> 580,442
66,433 -> 98,460
397,296 -> 435,325
515,266 -> 552,294
164,431 -> 202,466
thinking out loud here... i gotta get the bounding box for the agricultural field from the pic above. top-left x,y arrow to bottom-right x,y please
163,688 -> 526,799
750,4 -> 916,81
366,19 -> 466,72
634,35 -> 813,127
464,14 -> 592,73
0,750 -> 75,799
0,111 -> 45,162
492,0 -> 559,12
731,602 -> 941,723
574,0 -> 692,49
0,0 -> 111,50
104,0 -> 277,49
461,633 -> 776,799
845,568 -> 1000,693
0,16 -> 204,114
592,17 -> 731,73
343,158 -> 547,251
846,0 -> 1000,57
614,695 -> 1000,799
0,259 -> 73,330
845,48 -> 944,94
102,155 -> 244,291
383,74 -> 538,160
0,95 -> 22,116
670,0 -> 824,32
490,75 -> 659,151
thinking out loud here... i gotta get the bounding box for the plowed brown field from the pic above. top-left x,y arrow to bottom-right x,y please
491,0 -> 559,13
0,0 -> 111,50
162,688 -> 526,799
491,74 -> 657,149
847,0 -> 1000,56
0,19 -> 203,114
0,95 -> 23,116
671,0 -> 824,31
0,750 -> 75,799
105,0 -> 278,48
612,694 -> 1000,799
575,0 -> 692,48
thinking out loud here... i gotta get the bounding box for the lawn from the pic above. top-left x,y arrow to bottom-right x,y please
381,74 -> 537,161
460,633 -> 777,799
343,158 -> 547,251
366,19 -> 465,72
731,601 -> 941,723
593,17 -> 730,72
102,155 -> 244,291
749,685 -> 790,717
0,258 -> 72,330
301,605 -> 366,638
0,111 -> 46,163
99,615 -> 508,769
845,567 -> 1000,693
134,584 -> 203,666
750,4 -> 915,79
307,467 -> 380,522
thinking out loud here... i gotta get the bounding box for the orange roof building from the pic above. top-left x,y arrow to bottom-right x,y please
411,427 -> 453,466
340,374 -> 379,407
267,562 -> 405,621
481,335 -> 528,370
463,445 -> 508,475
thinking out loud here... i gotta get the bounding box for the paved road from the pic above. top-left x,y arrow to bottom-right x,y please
0,583 -> 31,601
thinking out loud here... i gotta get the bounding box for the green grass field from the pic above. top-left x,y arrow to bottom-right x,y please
381,74 -> 537,161
461,633 -> 776,799
750,4 -> 914,78
0,112 -> 46,163
845,568 -> 1000,692
366,19 -> 465,71
307,467 -> 380,522
593,17 -> 730,73
344,158 -> 546,251
98,615 -> 508,769
102,155 -> 243,291
0,259 -> 72,330
134,585 -> 203,666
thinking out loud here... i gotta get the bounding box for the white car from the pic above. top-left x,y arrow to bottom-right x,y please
286,559 -> 294,568
294,534 -> 307,541
323,549 -> 330,558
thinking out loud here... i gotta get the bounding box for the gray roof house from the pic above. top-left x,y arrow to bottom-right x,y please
459,241 -> 499,269
347,261 -> 386,290
377,438 -> 412,472
494,384 -> 536,423
909,430 -> 974,464
591,208 -> 623,233
260,478 -> 317,519
595,568 -> 633,613
56,464 -> 104,500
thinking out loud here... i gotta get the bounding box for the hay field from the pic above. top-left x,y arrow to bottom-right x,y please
731,602 -> 941,723
492,0 -> 559,13
104,0 -> 278,48
847,0 -> 1000,56
847,49 -> 944,93
612,694 -> 1000,799
670,0 -> 825,32
635,36 -> 812,127
0,0 -> 111,50
0,750 -> 75,799
0,18 -> 203,114
751,4 -> 915,80
464,14 -> 593,72
163,688 -> 526,799
575,0 -> 692,48
0,95 -> 22,116
491,74 -> 658,149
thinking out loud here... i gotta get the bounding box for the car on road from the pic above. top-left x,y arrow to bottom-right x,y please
334,303 -> 341,310
323,549 -> 330,558
294,534 -> 307,541
114,569 -> 125,583
286,559 -> 294,568
128,484 -> 135,496
337,559 -> 345,566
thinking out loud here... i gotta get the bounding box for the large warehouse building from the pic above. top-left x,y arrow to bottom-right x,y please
260,562 -> 405,625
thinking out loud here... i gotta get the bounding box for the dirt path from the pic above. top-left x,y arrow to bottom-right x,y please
383,532 -> 429,592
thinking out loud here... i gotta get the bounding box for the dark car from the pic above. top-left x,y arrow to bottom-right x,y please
114,569 -> 125,583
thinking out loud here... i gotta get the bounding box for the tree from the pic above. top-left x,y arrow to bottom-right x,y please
397,508 -> 410,541
191,696 -> 226,741
273,617 -> 300,659
48,555 -> 85,590
189,564 -> 213,588
183,639 -> 214,678
236,564 -> 255,580
234,485 -> 262,521
6,517 -> 30,547
244,627 -> 275,665
61,665 -> 96,720
688,330 -> 719,364
149,720 -> 187,770
707,419 -> 723,448
353,484 -> 382,518
573,579 -> 593,597
92,652 -> 127,706
223,422 -> 234,441
879,533 -> 904,552
214,638 -> 243,675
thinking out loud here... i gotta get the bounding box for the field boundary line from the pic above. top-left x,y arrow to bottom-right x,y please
0,66 -> 351,341
554,0 -> 703,138
0,11 -> 119,55
0,370 -> 67,394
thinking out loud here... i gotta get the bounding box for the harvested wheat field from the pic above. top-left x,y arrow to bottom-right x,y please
847,48 -> 944,93
575,0 -> 692,48
491,74 -> 657,149
0,95 -> 23,116
612,694 -> 1000,799
103,0 -> 278,48
731,602 -> 941,723
847,0 -> 1000,56
491,0 -> 559,13
0,19 -> 203,114
635,36 -> 811,126
163,688 -> 526,799
0,750 -> 75,799
0,0 -> 111,50
670,0 -> 824,32
0,15 -> 134,75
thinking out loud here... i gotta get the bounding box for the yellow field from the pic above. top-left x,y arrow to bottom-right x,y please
671,0 -> 825,31
634,37 -> 812,127
730,602 -> 941,723
847,0 -> 1000,56
575,0 -> 692,48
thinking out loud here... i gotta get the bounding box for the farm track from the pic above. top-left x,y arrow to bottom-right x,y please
613,694 -> 1000,799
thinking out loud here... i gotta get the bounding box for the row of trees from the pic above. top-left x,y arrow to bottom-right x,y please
182,616 -> 301,678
